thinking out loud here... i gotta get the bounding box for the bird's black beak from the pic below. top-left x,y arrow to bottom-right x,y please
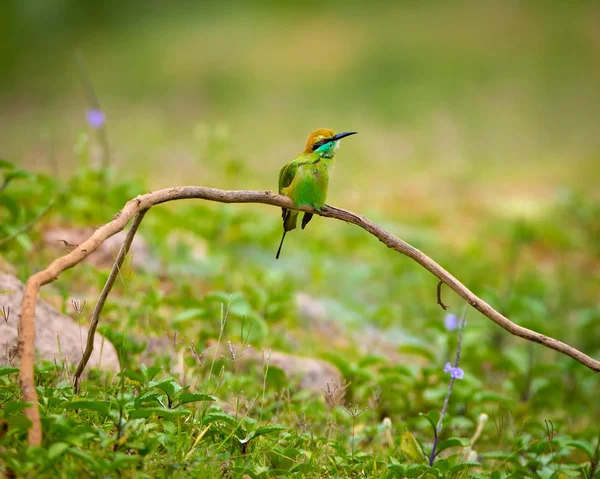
332,131 -> 358,141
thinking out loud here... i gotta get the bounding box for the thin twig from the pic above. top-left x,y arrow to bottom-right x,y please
17,186 -> 600,446
430,311 -> 467,465
436,280 -> 448,310
73,209 -> 148,393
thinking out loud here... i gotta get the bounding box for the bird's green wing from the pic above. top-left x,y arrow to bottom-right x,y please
279,155 -> 315,193
278,161 -> 299,193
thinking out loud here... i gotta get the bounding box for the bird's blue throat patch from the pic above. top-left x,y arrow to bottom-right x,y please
316,140 -> 340,158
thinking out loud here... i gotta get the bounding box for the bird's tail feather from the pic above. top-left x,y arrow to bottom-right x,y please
301,213 -> 313,230
276,209 -> 298,259
276,230 -> 287,259
283,209 -> 298,232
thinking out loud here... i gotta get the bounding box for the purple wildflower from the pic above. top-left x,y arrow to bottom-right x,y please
444,313 -> 459,331
444,362 -> 464,379
86,109 -> 105,129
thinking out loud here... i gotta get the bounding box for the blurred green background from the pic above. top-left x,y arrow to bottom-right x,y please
3,0 -> 599,213
2,1 -> 599,312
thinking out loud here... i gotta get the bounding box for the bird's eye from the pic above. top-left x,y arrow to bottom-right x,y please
312,138 -> 332,151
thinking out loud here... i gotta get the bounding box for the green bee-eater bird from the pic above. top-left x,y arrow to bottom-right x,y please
276,128 -> 358,259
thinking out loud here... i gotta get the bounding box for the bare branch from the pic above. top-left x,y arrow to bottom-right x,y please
73,209 -> 148,393
436,280 -> 449,310
18,186 -> 600,446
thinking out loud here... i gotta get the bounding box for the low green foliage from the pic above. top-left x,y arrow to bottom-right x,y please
1,159 -> 599,478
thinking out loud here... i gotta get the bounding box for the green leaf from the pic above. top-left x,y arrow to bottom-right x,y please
0,196 -> 21,221
419,411 -> 440,434
4,170 -> 35,183
6,414 -> 32,431
240,424 -> 286,444
472,391 -> 512,403
357,354 -> 388,368
321,352 -> 353,378
129,407 -> 191,419
134,390 -> 162,408
431,457 -> 452,472
435,437 -> 470,455
203,412 -> 238,428
566,440 -> 595,459
13,228 -> 33,250
380,364 -> 415,378
150,377 -> 184,399
400,430 -> 427,464
0,160 -> 14,169
172,308 -> 204,324
63,400 -> 111,415
265,366 -> 287,390
120,369 -> 145,384
403,464 -> 433,477
48,442 -> 70,460
450,462 -> 482,473
253,424 -> 286,436
397,344 -> 435,361
69,449 -> 98,468
388,464 -> 406,474
0,366 -> 20,377
143,365 -> 163,382
176,392 -> 217,406
106,453 -> 140,470
3,401 -> 32,414
290,463 -> 312,474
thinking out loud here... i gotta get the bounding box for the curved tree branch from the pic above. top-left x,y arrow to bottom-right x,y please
18,186 -> 600,445
72,209 -> 148,393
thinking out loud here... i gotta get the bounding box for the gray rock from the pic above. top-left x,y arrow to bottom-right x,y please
0,272 -> 120,372
248,349 -> 343,396
206,339 -> 343,398
295,292 -> 328,323
294,292 -> 422,364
